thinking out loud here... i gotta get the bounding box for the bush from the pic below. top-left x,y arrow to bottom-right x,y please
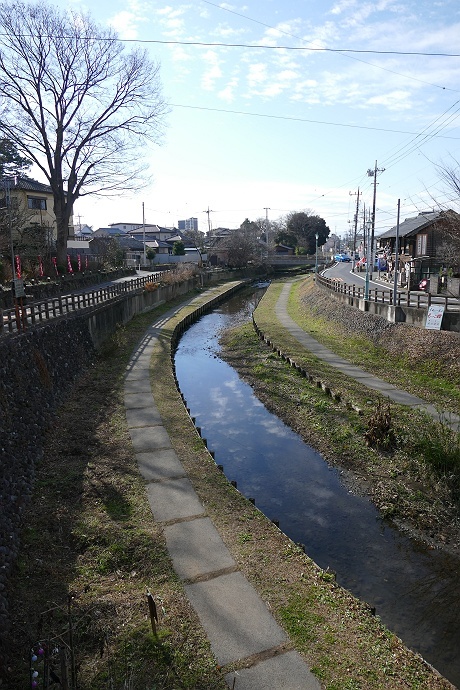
364,400 -> 397,450
160,265 -> 196,286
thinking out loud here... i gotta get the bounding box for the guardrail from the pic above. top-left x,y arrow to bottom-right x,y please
316,274 -> 459,312
1,271 -> 169,335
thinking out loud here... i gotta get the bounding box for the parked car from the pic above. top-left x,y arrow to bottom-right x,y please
334,253 -> 351,262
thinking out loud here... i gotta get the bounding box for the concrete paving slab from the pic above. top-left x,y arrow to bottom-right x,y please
226,650 -> 321,690
128,425 -> 172,452
124,370 -> 151,383
163,517 -> 236,581
361,380 -> 423,403
136,449 -> 185,481
124,393 -> 156,409
126,360 -> 151,374
332,366 -> 375,379
185,571 -> 287,666
415,405 -> 460,431
124,378 -> 152,393
125,406 -> 163,428
147,477 -> 205,522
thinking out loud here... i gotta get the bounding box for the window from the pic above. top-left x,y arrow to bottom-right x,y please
28,196 -> 47,210
416,233 -> 427,256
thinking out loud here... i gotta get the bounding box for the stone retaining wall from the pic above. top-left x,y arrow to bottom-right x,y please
0,274 -> 207,640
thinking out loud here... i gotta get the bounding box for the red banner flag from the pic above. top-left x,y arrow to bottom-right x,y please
38,255 -> 44,277
67,254 -> 73,273
15,254 -> 21,279
77,254 -> 81,271
52,257 -> 59,275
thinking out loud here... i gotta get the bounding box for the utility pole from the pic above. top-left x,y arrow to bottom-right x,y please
142,201 -> 146,267
349,188 -> 360,272
203,206 -> 214,235
363,203 -> 371,301
263,207 -> 270,254
367,160 -> 385,281
393,199 -> 401,306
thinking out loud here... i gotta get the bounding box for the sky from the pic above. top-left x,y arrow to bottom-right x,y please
45,0 -> 460,238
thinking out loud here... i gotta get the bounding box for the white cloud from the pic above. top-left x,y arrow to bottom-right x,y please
108,10 -> 143,39
201,50 -> 224,90
246,62 -> 269,89
218,77 -> 240,102
155,5 -> 187,38
214,23 -> 247,39
367,90 -> 413,111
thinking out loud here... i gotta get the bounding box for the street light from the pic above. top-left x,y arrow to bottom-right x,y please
315,232 -> 319,277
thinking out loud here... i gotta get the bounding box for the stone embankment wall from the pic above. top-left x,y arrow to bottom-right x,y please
0,273 -> 216,640
306,284 -> 460,376
317,280 -> 460,332
0,319 -> 95,638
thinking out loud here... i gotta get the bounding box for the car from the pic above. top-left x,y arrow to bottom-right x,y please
334,253 -> 351,262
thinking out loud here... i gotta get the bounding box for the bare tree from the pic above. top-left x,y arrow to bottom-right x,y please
0,1 -> 168,263
226,227 -> 259,267
432,158 -> 460,268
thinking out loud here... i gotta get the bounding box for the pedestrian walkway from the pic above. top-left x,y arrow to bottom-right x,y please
124,288 -> 321,690
275,281 -> 460,432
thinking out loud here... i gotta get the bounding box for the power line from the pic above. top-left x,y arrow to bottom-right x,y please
4,31 -> 460,58
170,103 -> 460,139
380,99 -> 460,170
199,0 -> 459,92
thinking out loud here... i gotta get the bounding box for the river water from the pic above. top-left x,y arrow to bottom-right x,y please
174,288 -> 460,688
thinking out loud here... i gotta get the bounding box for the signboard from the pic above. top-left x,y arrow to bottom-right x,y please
425,305 -> 445,330
13,278 -> 26,298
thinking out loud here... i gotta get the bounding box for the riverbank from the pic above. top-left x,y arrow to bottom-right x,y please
231,277 -> 459,554
3,282 -> 456,689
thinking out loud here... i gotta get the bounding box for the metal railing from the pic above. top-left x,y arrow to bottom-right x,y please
1,271 -> 168,335
316,274 -> 459,311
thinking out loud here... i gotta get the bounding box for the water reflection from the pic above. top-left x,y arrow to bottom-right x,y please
174,289 -> 460,688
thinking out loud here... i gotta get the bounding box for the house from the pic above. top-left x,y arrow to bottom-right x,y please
89,235 -> 145,268
107,222 -> 178,243
0,175 -> 74,256
92,226 -> 127,238
74,223 -> 93,239
128,224 -> 178,243
205,228 -> 233,265
377,210 -> 460,285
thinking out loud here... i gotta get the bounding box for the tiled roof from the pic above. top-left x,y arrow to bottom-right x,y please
0,175 -> 53,193
378,211 -> 441,239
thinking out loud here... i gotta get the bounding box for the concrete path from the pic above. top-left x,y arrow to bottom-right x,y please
124,292 -> 322,690
275,281 -> 460,432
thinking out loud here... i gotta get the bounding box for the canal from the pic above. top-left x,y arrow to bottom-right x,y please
174,287 -> 460,688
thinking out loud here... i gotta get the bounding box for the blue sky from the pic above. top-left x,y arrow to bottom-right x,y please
51,0 -> 460,236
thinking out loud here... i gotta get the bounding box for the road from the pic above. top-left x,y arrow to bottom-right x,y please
322,261 -> 460,312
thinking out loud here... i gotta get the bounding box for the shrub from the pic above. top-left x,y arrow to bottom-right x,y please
364,400 -> 397,450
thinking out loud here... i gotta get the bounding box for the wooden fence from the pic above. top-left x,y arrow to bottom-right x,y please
316,274 -> 458,311
1,271 -> 168,335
